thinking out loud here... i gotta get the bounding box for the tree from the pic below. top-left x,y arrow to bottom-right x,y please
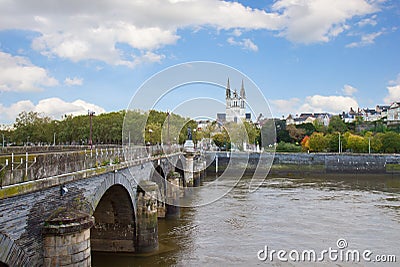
212,131 -> 230,150
300,135 -> 310,152
346,133 -> 367,153
377,132 -> 400,153
313,119 -> 327,133
286,124 -> 306,144
325,133 -> 339,152
297,123 -> 316,136
308,132 -> 327,152
13,111 -> 53,144
328,115 -> 347,133
364,132 -> 382,153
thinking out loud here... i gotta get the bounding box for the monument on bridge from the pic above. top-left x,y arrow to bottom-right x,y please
183,127 -> 195,153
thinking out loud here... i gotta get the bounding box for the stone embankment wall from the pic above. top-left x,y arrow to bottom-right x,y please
206,152 -> 400,176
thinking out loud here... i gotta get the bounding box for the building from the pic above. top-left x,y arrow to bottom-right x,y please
217,78 -> 251,124
342,105 -> 389,123
286,113 -> 331,126
387,102 -> 400,125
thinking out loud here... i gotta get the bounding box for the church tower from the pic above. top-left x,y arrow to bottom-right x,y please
225,78 -> 247,123
240,79 -> 245,108
226,78 -> 231,98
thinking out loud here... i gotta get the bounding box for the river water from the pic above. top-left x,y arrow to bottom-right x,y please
92,175 -> 400,266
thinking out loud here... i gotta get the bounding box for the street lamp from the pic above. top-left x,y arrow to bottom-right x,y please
88,110 -> 95,149
368,137 -> 371,154
167,111 -> 170,148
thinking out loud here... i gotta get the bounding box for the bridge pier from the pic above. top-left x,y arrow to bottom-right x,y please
184,154 -> 194,187
165,171 -> 180,217
136,181 -> 159,253
42,210 -> 94,267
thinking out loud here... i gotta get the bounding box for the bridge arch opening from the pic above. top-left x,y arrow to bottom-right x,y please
91,184 -> 136,253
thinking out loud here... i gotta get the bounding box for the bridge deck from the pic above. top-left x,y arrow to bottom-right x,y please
0,145 -> 181,199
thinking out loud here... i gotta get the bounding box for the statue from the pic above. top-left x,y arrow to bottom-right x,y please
187,127 -> 192,140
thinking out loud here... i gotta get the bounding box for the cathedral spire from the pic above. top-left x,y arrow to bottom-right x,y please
240,79 -> 245,99
226,78 -> 231,99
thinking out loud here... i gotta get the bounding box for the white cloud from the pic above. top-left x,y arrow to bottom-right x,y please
271,95 -> 358,116
346,31 -> 383,47
64,77 -> 83,86
0,0 -> 382,66
271,0 -> 379,43
384,74 -> 400,104
270,98 -> 301,116
300,95 -> 359,114
357,15 -> 378,27
342,84 -> 358,96
384,85 -> 400,104
227,37 -> 258,52
131,51 -> 166,67
232,28 -> 243,37
0,98 -> 105,123
388,73 -> 400,86
0,51 -> 58,92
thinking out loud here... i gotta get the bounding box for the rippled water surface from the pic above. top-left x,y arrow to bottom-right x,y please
92,175 -> 400,266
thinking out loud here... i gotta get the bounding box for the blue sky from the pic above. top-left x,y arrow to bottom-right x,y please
0,0 -> 399,125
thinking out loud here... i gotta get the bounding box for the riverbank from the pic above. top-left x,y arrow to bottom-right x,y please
204,152 -> 400,178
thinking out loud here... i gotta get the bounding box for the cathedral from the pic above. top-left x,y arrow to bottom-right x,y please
217,78 -> 251,123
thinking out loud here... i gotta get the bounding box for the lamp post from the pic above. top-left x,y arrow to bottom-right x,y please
368,137 -> 371,154
2,133 -> 4,149
338,132 -> 341,153
88,110 -> 95,149
167,111 -> 170,149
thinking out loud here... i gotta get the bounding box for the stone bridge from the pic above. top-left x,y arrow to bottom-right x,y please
0,148 -> 205,267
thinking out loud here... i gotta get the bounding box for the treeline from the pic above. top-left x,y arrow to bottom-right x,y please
0,110 -> 197,146
275,115 -> 400,153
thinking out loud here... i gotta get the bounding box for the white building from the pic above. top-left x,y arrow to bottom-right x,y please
217,78 -> 250,123
387,102 -> 400,125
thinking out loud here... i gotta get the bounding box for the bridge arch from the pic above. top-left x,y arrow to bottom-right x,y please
89,171 -> 136,214
0,233 -> 32,267
90,173 -> 137,252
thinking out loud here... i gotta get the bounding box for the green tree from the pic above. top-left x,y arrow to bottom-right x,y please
377,132 -> 400,153
313,119 -> 327,133
364,132 -> 382,153
346,133 -> 367,153
296,123 -> 316,136
328,115 -> 347,133
212,131 -> 230,150
308,132 -> 327,152
325,133 -> 340,152
13,111 -> 53,144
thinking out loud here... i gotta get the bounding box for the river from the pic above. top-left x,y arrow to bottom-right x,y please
92,175 -> 400,266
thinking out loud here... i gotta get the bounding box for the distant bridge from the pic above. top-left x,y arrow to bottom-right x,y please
0,146 -> 204,266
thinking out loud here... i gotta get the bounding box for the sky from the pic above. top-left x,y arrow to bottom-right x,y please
0,0 -> 399,125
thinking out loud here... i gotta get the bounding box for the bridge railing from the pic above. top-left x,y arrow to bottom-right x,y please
0,144 -> 182,188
